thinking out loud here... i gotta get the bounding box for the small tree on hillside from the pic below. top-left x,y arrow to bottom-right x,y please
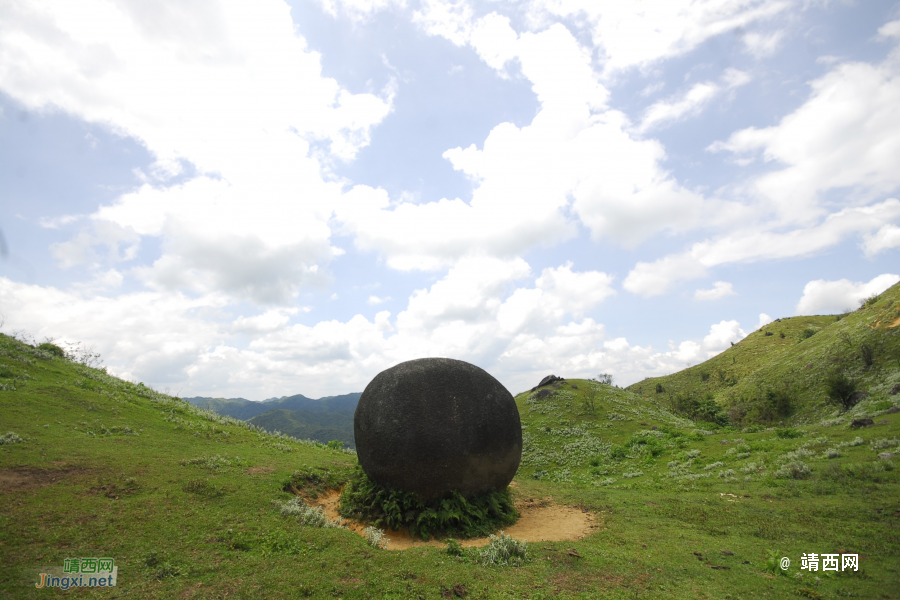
825,371 -> 858,411
595,373 -> 613,385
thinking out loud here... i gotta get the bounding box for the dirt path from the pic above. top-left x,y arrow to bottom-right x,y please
311,491 -> 600,551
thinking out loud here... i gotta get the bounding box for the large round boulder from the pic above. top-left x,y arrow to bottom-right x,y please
354,358 -> 522,501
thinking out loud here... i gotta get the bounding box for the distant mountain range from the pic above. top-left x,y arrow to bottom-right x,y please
184,392 -> 360,448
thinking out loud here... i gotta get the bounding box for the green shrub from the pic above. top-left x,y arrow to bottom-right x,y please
338,467 -> 518,539
445,538 -> 464,557
825,372 -> 858,410
801,328 -> 817,340
775,427 -> 803,439
860,294 -> 880,308
325,440 -> 344,450
37,342 -> 65,358
608,444 -> 628,461
859,343 -> 875,368
765,389 -> 793,417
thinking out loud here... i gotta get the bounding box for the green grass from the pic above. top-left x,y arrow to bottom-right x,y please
2,329 -> 900,598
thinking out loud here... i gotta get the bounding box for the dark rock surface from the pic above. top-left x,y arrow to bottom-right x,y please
849,391 -> 869,404
531,374 -> 564,391
354,358 -> 522,501
851,418 -> 875,428
889,383 -> 900,395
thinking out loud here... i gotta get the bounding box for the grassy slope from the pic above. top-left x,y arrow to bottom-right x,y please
626,282 -> 900,426
2,333 -> 899,598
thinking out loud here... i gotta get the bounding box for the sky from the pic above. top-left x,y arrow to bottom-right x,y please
1,0 -> 899,401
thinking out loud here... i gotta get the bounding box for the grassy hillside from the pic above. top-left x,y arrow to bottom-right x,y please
626,282 -> 900,427
2,332 -> 900,598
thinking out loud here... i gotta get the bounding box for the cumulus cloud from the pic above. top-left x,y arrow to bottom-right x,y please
756,312 -> 773,330
367,295 -> 391,305
336,15 -> 738,269
862,224 -> 900,256
0,0 -> 391,304
795,274 -> 900,315
694,281 -> 736,301
0,262 -> 760,398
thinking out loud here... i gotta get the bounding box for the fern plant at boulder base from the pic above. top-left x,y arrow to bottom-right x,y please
338,467 -> 518,539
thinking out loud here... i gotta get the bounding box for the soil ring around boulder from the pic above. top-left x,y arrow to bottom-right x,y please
309,489 -> 600,551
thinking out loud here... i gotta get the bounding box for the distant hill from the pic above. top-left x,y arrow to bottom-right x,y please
626,281 -> 900,426
184,392 -> 361,448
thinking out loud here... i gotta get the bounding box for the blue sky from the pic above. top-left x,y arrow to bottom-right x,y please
1,0 -> 899,400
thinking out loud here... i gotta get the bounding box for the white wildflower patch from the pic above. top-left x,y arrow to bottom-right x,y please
364,526 -> 389,548
479,532 -> 528,567
0,431 -> 23,445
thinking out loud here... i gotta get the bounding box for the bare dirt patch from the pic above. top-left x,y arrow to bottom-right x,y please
246,466 -> 275,476
309,491 -> 600,551
0,467 -> 86,493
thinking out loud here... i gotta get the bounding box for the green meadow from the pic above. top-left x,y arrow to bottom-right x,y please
2,284 -> 900,599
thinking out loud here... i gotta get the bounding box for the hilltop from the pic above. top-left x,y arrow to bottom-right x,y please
626,281 -> 900,427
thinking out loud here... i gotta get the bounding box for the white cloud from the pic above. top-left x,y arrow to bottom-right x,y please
639,68 -> 750,132
795,273 -> 900,315
50,220 -> 140,269
412,0 -> 474,47
862,223 -> 900,256
0,0 -> 391,304
231,309 -> 299,334
742,29 -> 785,58
694,281 -> 736,301
878,19 -> 900,40
624,199 -> 900,296
756,312 -> 773,329
367,295 -> 391,305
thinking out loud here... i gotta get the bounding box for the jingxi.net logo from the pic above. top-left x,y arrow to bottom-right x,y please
35,557 -> 117,590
